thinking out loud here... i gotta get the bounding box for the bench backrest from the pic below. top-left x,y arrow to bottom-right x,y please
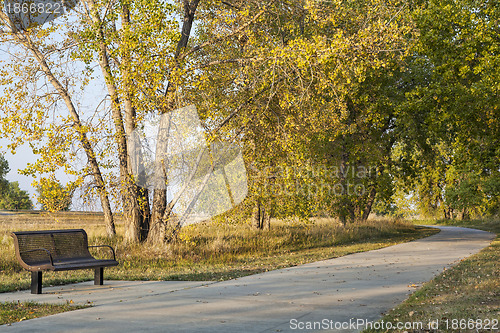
12,229 -> 92,267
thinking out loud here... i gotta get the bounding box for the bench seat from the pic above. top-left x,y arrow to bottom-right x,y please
52,259 -> 119,271
17,258 -> 119,271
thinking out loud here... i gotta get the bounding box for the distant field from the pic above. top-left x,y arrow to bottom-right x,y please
0,210 -> 121,228
0,210 -> 125,243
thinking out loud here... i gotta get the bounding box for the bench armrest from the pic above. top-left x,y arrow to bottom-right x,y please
88,245 -> 116,261
20,248 -> 54,266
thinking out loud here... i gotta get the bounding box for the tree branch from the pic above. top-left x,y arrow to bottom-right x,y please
180,1 -> 275,61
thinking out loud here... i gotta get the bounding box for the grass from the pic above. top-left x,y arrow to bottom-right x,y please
363,218 -> 500,333
0,212 -> 438,325
0,301 -> 87,326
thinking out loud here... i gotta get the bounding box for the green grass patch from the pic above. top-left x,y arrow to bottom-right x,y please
363,219 -> 499,333
0,301 -> 87,326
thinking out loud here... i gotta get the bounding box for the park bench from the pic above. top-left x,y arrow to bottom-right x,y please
11,229 -> 118,294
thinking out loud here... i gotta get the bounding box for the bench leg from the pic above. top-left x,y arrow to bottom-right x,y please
94,267 -> 104,285
31,271 -> 42,294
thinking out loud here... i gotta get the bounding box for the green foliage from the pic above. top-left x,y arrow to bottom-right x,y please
0,155 -> 9,195
389,0 -> 500,219
0,155 -> 33,210
0,182 -> 33,210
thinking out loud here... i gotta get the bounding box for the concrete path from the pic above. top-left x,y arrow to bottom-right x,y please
0,226 -> 495,333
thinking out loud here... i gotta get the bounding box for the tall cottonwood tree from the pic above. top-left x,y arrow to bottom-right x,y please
0,8 -> 117,236
188,0 -> 414,225
392,0 -> 500,219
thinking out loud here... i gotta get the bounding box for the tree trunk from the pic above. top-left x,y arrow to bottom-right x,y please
175,0 -> 201,59
147,189 -> 167,244
122,3 -> 150,241
339,214 -> 347,227
251,198 -> 272,230
444,207 -> 450,219
461,208 -> 470,220
361,187 -> 377,222
144,0 -> 201,244
348,204 -> 356,224
84,0 -> 146,243
251,199 -> 262,229
19,32 -> 116,237
262,198 -> 272,231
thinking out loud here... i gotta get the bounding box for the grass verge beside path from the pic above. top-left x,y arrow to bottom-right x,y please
0,302 -> 88,326
0,217 -> 438,326
364,219 -> 499,333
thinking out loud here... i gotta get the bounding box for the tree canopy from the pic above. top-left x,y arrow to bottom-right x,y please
391,0 -> 500,219
0,0 -> 497,241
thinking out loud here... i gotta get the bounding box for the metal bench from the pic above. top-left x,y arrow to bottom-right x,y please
12,229 -> 118,294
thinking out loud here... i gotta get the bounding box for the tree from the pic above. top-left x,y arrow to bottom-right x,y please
0,0 -> 288,242
36,177 -> 74,212
0,181 -> 33,210
0,155 -> 33,210
392,0 -> 500,219
189,0 -> 414,226
0,155 -> 9,194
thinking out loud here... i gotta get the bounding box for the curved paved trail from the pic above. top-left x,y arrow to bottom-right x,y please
0,226 -> 495,332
